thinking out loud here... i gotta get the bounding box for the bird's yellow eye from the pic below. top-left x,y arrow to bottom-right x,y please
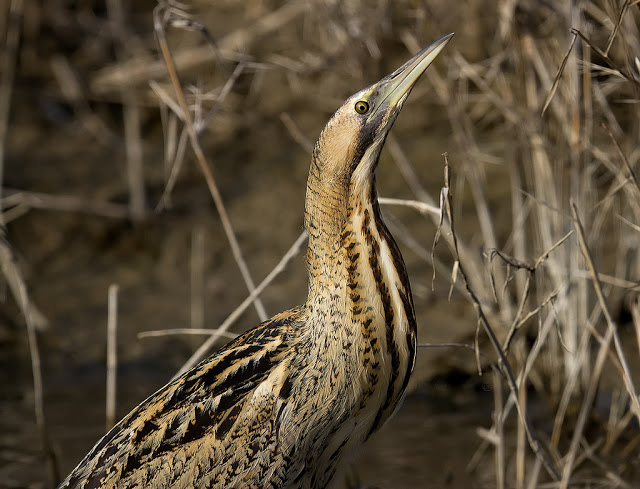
354,100 -> 370,114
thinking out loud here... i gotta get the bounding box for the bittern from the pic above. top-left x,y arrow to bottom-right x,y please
59,33 -> 453,489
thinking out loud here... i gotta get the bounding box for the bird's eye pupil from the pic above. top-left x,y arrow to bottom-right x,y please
355,101 -> 370,114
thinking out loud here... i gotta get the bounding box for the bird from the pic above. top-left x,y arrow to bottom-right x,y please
58,33 -> 453,489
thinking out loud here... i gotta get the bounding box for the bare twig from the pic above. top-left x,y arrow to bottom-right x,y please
0,230 -> 47,331
387,137 -> 488,301
106,284 -> 119,432
494,370 -> 505,489
197,62 -> 246,133
378,197 -> 440,216
604,0 -> 633,56
570,200 -> 640,421
174,230 -> 308,377
154,6 -> 268,321
602,122 -> 640,193
559,323 -> 614,489
280,112 -> 314,153
0,231 -> 58,482
190,226 -> 205,332
439,157 -> 561,480
542,31 -> 578,116
571,28 -> 640,88
138,328 -> 238,340
0,0 -> 23,205
1,190 -> 130,220
93,1 -> 307,94
106,0 -> 146,220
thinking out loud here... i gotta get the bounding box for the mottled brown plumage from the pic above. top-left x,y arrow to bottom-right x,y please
58,34 -> 452,489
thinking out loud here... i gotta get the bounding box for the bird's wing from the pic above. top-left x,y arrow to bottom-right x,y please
59,306 -> 305,489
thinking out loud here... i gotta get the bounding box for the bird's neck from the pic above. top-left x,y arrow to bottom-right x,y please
303,140 -> 386,297
302,154 -> 417,434
304,160 -> 349,287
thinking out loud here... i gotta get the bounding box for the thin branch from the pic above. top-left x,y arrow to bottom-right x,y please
174,230 -> 307,377
93,1 -> 307,94
571,28 -> 640,88
1,190 -> 130,220
440,157 -> 561,481
154,5 -> 267,321
602,122 -> 640,193
542,31 -> 577,116
190,226 -> 205,331
604,0 -> 633,57
106,284 -> 119,432
280,112 -> 314,153
138,328 -> 238,340
0,0 -> 24,205
570,200 -> 640,421
0,231 -> 59,482
378,197 -> 440,216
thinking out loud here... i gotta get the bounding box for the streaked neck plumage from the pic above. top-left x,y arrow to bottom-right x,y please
302,127 -> 417,431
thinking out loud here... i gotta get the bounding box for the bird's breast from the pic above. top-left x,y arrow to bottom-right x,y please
295,195 -> 417,461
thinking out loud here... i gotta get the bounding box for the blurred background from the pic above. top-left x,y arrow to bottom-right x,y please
1,1 -> 639,488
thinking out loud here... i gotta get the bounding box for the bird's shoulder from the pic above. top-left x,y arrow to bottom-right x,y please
60,305 -> 307,488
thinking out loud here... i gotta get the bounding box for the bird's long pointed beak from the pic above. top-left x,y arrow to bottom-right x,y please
367,33 -> 454,122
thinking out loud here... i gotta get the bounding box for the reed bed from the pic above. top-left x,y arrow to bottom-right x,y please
1,0 -> 638,487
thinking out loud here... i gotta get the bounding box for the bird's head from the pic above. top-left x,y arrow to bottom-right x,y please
311,33 -> 453,190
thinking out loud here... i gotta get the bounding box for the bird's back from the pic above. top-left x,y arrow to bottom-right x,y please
59,307 -> 307,489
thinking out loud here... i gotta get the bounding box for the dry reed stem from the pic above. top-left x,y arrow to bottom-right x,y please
525,457 -> 542,489
174,230 -> 308,378
151,80 -> 183,119
49,55 -> 116,146
613,0 -> 640,49
434,54 -> 520,320
0,231 -> 59,482
386,135 -> 489,302
571,200 -> 640,421
121,101 -> 145,219
490,231 -> 574,351
0,0 -> 24,204
93,1 -> 307,95
516,379 -> 527,489
196,62 -> 246,134
1,190 -> 130,220
571,28 -> 640,88
574,268 -> 640,292
154,6 -> 267,322
107,0 -> 146,220
602,122 -> 640,193
190,226 -> 205,332
558,205 -> 635,488
384,215 -> 468,298
550,306 -> 593,448
438,158 -> 560,480
542,32 -> 577,116
280,112 -> 314,154
0,225 -> 48,333
138,328 -> 238,340
508,148 -> 528,305
633,297 -> 640,357
377,197 -> 440,217
157,124 -> 189,211
106,284 -> 119,432
493,369 -> 505,489
149,35 -> 247,212
603,394 -> 635,455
